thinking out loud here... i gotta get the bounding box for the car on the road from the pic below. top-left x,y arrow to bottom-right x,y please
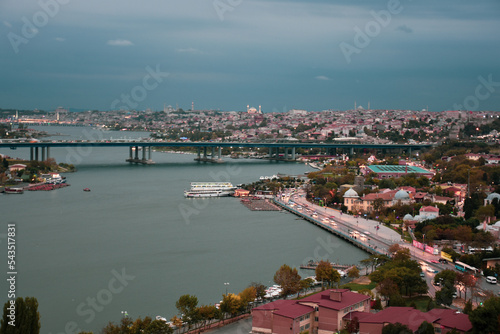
430,260 -> 439,264
427,267 -> 438,273
452,292 -> 458,298
486,276 -> 497,284
439,259 -> 448,264
420,272 -> 425,277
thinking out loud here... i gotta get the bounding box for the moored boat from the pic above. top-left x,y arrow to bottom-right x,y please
5,187 -> 24,194
184,182 -> 236,198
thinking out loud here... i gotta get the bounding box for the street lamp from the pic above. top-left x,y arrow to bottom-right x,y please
224,282 -> 230,295
121,311 -> 128,318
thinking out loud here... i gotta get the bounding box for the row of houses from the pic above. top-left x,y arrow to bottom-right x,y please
343,186 -> 451,216
251,289 -> 471,334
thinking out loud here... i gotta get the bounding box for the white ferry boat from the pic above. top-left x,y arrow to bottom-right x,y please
184,182 -> 236,198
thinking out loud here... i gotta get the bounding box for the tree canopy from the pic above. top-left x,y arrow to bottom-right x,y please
1,297 -> 40,334
274,264 -> 302,297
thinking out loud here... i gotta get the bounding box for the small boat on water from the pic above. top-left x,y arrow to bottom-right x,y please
83,188 -> 91,192
4,187 -> 24,194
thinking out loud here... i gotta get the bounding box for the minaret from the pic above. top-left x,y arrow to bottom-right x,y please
247,105 -> 250,113
191,101 -> 194,111
259,105 -> 261,114
354,101 -> 357,110
368,101 -> 370,110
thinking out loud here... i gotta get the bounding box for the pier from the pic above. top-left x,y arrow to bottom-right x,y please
299,260 -> 355,272
240,198 -> 281,211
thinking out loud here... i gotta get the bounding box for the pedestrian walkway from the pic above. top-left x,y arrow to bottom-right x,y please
280,189 -> 443,266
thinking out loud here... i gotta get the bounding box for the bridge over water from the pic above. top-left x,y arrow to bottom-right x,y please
0,141 -> 433,164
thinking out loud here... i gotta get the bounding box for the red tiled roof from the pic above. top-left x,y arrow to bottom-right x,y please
359,307 -> 440,332
361,192 -> 394,201
299,289 -> 370,311
426,309 -> 472,332
433,196 -> 453,202
273,302 -> 314,319
399,186 -> 416,194
341,311 -> 372,322
414,192 -> 429,199
253,300 -> 313,320
420,206 -> 439,212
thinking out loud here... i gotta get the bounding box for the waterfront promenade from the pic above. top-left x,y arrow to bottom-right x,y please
275,189 -> 445,269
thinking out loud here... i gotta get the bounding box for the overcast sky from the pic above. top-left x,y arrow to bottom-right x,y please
1,0 -> 499,112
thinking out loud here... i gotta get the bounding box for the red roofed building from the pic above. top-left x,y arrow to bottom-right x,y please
419,206 -> 440,220
427,308 -> 473,333
355,307 -> 472,334
251,289 -> 371,334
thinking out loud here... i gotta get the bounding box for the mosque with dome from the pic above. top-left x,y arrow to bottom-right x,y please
343,187 -> 413,213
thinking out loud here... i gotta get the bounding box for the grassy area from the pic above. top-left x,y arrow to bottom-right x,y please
341,282 -> 377,291
403,231 -> 413,243
404,295 -> 432,311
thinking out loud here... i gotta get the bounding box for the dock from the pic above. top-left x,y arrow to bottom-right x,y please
299,260 -> 355,271
240,198 -> 282,211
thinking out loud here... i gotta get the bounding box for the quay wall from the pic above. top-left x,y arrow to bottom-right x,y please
273,199 -> 383,256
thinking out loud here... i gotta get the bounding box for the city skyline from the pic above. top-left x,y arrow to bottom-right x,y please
1,0 -> 499,112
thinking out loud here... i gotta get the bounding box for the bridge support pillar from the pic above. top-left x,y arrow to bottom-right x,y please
203,147 -> 207,159
46,147 -> 50,160
135,146 -> 139,160
142,146 -> 146,161
350,147 -> 354,155
197,147 -> 201,160
35,147 -> 39,161
292,147 -> 296,160
211,146 -> 215,159
218,147 -> 222,160
284,148 -> 289,160
269,147 -> 273,159
129,146 -> 133,160
30,147 -> 34,161
148,146 -> 152,160
41,147 -> 45,161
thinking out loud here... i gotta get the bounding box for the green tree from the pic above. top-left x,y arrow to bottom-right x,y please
220,293 -> 242,317
373,198 -> 385,213
468,296 -> 500,333
197,305 -> 218,331
475,204 -> 495,223
314,261 -> 340,288
347,266 -> 360,279
250,282 -> 267,301
382,322 -> 412,334
1,297 -> 40,334
274,264 -> 301,298
416,321 -> 435,334
175,294 -> 199,327
434,269 -> 457,286
463,300 -> 473,314
238,287 -> 256,311
393,248 -> 411,262
388,293 -> 406,307
435,281 -> 455,307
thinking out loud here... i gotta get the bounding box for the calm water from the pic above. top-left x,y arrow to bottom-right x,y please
0,126 -> 369,333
